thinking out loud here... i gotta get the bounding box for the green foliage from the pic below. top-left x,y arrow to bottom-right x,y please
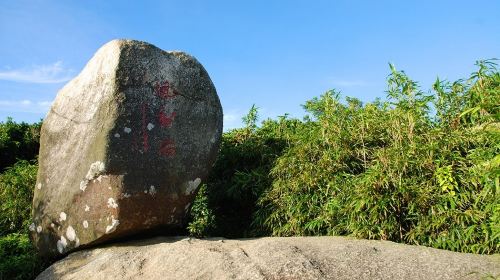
188,106 -> 293,237
190,59 -> 499,254
0,119 -> 45,279
0,233 -> 46,280
0,160 -> 38,236
187,184 -> 215,237
0,118 -> 41,172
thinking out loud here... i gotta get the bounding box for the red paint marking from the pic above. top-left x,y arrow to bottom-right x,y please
141,103 -> 149,152
159,139 -> 176,157
154,81 -> 178,99
159,111 -> 176,128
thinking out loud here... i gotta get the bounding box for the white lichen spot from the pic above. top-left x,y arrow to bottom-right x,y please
84,205 -> 90,212
124,127 -> 132,133
66,226 -> 76,241
85,161 -> 105,180
79,180 -> 88,191
59,212 -> 67,222
147,123 -> 154,130
97,175 -> 103,183
75,237 -> 80,248
144,190 -> 148,194
105,216 -> 119,234
83,220 -> 89,228
29,223 -> 36,231
123,193 -> 131,198
114,133 -> 120,138
36,225 -> 42,233
210,136 -> 216,143
50,223 -> 55,228
149,185 -> 156,195
56,236 -> 67,254
107,198 -> 118,209
36,183 -> 42,190
185,178 -> 201,195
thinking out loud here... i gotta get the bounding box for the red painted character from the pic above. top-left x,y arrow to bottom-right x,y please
159,139 -> 176,157
159,111 -> 176,128
154,81 -> 178,99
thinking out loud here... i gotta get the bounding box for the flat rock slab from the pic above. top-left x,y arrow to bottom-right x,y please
37,236 -> 499,280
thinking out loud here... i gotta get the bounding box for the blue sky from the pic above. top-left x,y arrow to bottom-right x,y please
0,0 -> 498,129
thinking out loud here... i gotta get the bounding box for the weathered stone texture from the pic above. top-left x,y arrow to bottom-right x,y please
36,236 -> 500,280
30,39 -> 222,258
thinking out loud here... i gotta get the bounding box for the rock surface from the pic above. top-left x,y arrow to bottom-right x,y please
30,39 -> 223,258
36,236 -> 499,280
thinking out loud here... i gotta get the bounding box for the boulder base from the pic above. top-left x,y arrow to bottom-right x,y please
31,39 -> 222,258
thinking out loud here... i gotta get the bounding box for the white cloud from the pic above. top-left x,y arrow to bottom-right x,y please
223,113 -> 238,122
0,61 -> 74,84
0,99 -> 52,113
223,111 -> 244,131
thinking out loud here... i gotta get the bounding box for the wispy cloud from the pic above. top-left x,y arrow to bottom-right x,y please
223,111 -> 243,130
0,99 -> 52,113
0,61 -> 74,84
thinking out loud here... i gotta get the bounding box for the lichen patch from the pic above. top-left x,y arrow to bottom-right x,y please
105,216 -> 119,234
79,180 -> 88,191
149,185 -> 156,196
85,161 -> 105,180
57,236 -> 67,254
80,161 -> 106,191
59,212 -> 67,222
66,226 -> 76,241
107,198 -> 118,209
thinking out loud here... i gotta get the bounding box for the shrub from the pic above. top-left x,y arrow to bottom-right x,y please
190,60 -> 499,254
187,184 -> 216,237
0,233 -> 46,280
0,160 -> 38,235
0,118 -> 41,172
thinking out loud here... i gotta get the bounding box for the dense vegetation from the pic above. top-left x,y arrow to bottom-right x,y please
0,120 -> 44,280
0,118 -> 40,172
0,60 -> 498,279
189,60 -> 499,254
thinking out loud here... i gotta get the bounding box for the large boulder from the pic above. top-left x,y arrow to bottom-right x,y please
30,39 -> 223,258
36,236 -> 500,280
